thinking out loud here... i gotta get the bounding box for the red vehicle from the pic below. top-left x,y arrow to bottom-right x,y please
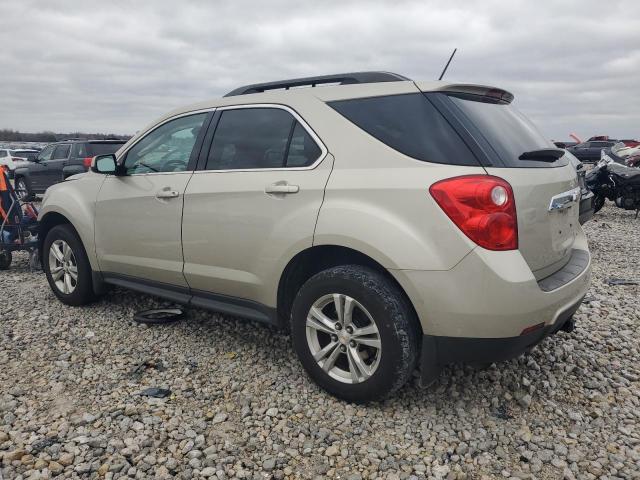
620,139 -> 640,148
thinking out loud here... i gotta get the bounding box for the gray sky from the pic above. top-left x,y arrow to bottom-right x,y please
1,0 -> 638,140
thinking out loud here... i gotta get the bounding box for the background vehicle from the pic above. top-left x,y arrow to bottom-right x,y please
553,141 -> 577,149
586,157 -> 640,213
0,149 -> 39,179
38,72 -> 591,402
13,139 -> 125,199
567,140 -> 617,163
568,155 -> 594,224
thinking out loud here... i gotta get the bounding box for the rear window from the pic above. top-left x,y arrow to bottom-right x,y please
328,93 -> 480,166
87,142 -> 124,156
447,94 -> 567,168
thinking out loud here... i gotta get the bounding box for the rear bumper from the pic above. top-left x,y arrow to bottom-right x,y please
422,293 -> 582,365
392,229 -> 591,338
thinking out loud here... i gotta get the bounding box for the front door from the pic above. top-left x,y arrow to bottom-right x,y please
182,106 -> 332,306
29,144 -> 55,192
41,143 -> 71,188
94,112 -> 209,286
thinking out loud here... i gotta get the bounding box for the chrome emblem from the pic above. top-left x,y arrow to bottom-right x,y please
549,187 -> 581,211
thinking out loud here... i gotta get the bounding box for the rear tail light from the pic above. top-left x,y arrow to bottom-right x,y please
429,175 -> 518,251
83,157 -> 93,168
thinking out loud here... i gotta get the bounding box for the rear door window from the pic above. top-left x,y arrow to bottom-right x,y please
205,108 -> 322,170
446,94 -> 567,168
328,93 -> 480,166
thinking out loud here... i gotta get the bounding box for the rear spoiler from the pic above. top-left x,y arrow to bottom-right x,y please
441,85 -> 514,104
416,82 -> 515,104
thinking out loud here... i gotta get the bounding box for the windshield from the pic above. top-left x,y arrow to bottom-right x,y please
447,94 -> 567,168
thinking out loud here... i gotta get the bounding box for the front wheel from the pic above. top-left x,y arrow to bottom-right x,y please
43,224 -> 97,306
593,194 -> 605,213
290,265 -> 420,402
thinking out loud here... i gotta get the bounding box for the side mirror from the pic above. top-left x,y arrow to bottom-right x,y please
91,154 -> 118,174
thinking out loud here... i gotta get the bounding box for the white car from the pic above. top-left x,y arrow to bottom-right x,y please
0,149 -> 39,178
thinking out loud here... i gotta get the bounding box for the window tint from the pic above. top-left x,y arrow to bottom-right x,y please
71,143 -> 87,158
447,94 -> 566,168
0,151 -> 6,158
329,93 -> 479,166
37,145 -> 55,161
88,142 -> 124,156
124,113 -> 206,174
286,122 -> 322,167
206,108 -> 295,170
51,144 -> 70,160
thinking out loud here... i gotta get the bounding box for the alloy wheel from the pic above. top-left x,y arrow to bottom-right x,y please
305,294 -> 382,384
48,239 -> 78,294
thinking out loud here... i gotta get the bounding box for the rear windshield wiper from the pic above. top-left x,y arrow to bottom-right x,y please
518,148 -> 566,162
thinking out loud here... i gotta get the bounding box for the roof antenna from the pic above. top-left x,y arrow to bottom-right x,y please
438,48 -> 457,81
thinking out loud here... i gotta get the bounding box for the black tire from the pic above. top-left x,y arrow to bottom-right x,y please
0,250 -> 11,270
43,224 -> 97,306
290,265 -> 420,403
593,194 -> 605,213
14,176 -> 33,201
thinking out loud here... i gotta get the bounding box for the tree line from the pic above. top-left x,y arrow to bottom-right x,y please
0,129 -> 131,143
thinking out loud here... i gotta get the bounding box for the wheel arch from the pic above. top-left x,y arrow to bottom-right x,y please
276,244 -> 421,332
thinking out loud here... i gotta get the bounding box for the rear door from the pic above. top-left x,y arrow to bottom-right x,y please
181,105 -> 332,305
431,90 -> 582,280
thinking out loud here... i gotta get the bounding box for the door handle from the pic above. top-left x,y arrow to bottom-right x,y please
156,188 -> 180,199
265,183 -> 299,194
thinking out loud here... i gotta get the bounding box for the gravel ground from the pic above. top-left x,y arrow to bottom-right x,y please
1,204 -> 639,480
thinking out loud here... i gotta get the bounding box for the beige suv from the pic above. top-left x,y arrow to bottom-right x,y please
38,72 -> 591,402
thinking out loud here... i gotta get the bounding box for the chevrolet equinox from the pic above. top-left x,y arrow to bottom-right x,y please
38,72 -> 591,402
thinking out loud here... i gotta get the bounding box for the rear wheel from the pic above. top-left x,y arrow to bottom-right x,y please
290,265 -> 420,402
0,250 -> 11,270
43,224 -> 96,305
593,194 -> 605,213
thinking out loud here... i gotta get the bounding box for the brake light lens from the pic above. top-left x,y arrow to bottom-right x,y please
83,156 -> 93,168
429,175 -> 518,251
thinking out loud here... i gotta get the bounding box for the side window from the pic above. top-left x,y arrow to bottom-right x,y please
285,122 -> 322,167
124,113 -> 207,174
37,145 -> 55,161
0,151 -> 6,158
71,143 -> 87,158
330,93 -> 480,166
206,108 -> 295,170
51,144 -> 70,160
124,113 -> 207,175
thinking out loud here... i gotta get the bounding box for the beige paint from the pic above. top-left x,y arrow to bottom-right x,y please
182,154 -> 334,305
40,78 -> 591,340
94,172 -> 192,286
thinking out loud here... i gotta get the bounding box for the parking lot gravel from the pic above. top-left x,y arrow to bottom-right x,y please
1,204 -> 639,480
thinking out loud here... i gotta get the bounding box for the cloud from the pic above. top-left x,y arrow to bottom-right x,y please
0,0 -> 638,140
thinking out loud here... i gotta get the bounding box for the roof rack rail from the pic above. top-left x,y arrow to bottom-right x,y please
224,71 -> 411,97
